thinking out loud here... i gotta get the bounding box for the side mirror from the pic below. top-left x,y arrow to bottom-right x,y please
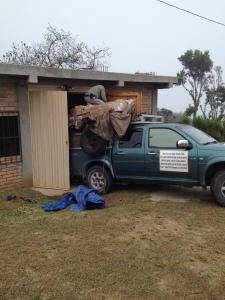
177,139 -> 193,149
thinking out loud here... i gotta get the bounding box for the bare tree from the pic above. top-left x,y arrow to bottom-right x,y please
0,24 -> 111,70
200,66 -> 225,120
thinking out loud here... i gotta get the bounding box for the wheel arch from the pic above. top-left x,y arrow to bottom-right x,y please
82,160 -> 114,181
202,159 -> 225,186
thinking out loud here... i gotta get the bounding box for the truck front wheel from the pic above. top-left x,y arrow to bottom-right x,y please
211,170 -> 225,206
87,165 -> 114,194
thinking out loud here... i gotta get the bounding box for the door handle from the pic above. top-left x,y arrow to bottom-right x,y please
116,151 -> 125,155
147,152 -> 157,155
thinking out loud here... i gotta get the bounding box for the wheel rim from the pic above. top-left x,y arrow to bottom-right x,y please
85,132 -> 98,149
221,182 -> 225,197
90,171 -> 105,190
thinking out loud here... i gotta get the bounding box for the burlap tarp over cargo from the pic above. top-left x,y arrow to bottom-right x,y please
75,100 -> 135,143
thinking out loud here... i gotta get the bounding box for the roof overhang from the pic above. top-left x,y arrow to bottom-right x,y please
0,63 -> 178,88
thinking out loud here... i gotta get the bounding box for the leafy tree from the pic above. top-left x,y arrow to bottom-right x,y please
184,104 -> 195,117
0,24 -> 111,70
200,66 -> 225,120
177,49 -> 213,119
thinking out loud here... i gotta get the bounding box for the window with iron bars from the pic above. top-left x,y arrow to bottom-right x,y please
0,112 -> 21,162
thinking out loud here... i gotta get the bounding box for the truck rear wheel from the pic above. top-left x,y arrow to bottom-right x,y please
80,127 -> 107,156
211,170 -> 225,206
87,165 -> 114,194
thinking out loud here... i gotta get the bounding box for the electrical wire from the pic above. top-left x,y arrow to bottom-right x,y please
156,0 -> 225,27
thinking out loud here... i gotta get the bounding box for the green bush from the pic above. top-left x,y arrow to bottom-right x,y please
179,115 -> 191,125
192,117 -> 225,141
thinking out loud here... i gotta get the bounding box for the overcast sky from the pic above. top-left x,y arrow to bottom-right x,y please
1,0 -> 225,113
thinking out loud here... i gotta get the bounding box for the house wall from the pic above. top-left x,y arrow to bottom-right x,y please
0,79 -> 23,189
31,78 -> 156,114
71,86 -> 156,114
18,85 -> 33,187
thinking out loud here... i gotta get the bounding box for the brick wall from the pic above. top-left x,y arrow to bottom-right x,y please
0,83 -> 19,111
0,82 -> 23,190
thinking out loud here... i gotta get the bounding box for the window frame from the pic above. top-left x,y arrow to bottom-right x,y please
0,111 -> 22,162
119,128 -> 143,149
148,128 -> 184,148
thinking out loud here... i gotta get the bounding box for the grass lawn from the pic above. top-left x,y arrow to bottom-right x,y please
1,183 -> 225,300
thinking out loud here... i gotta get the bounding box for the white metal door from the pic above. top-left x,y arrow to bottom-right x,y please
29,91 -> 70,190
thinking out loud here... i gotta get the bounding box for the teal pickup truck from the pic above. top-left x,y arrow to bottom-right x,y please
69,122 -> 225,206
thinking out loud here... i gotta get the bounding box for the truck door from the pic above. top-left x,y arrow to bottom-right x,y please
112,127 -> 145,179
145,127 -> 199,183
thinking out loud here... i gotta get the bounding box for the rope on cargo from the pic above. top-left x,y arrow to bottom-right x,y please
102,143 -> 108,195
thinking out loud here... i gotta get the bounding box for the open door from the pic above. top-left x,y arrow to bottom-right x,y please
107,92 -> 142,114
29,91 -> 70,191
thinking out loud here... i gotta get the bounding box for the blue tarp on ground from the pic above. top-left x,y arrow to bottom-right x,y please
40,193 -> 74,211
71,185 -> 105,211
40,185 -> 105,212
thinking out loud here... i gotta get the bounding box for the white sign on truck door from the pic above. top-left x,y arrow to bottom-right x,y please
159,150 -> 188,172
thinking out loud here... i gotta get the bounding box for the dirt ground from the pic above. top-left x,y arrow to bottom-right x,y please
147,184 -> 212,203
33,180 -> 214,206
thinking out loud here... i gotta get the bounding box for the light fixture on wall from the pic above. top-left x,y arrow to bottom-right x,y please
61,85 -> 74,91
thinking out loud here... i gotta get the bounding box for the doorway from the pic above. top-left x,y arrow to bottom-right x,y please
67,93 -> 86,114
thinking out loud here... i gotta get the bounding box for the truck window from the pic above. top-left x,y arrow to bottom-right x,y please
149,128 -> 183,148
119,129 -> 143,148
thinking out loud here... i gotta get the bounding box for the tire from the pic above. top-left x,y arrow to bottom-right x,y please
211,170 -> 225,206
80,127 -> 107,156
87,165 -> 114,194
